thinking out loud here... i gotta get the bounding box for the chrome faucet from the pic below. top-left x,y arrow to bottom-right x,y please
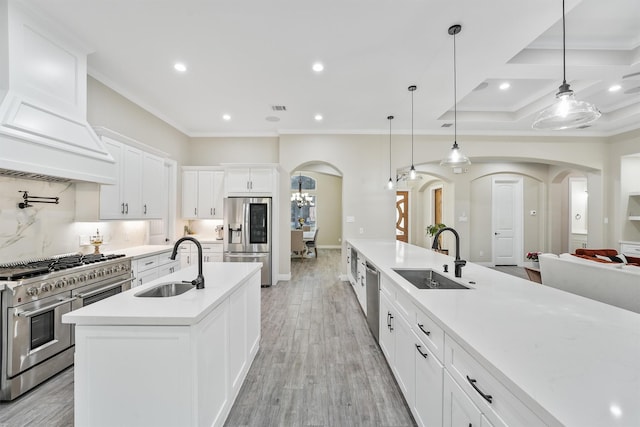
431,227 -> 466,278
170,237 -> 205,289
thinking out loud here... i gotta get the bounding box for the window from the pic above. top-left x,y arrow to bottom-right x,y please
290,174 -> 316,228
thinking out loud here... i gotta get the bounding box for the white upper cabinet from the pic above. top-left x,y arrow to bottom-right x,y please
225,167 -> 275,195
182,168 -> 224,219
80,128 -> 168,221
141,152 -> 164,218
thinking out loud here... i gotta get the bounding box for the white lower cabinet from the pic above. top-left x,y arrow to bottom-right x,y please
444,371 -> 492,427
394,311 -> 415,406
414,333 -> 444,427
179,242 -> 223,268
376,268 -> 543,427
132,250 -> 180,288
379,292 -> 396,364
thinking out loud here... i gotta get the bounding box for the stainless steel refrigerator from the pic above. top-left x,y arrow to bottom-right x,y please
223,197 -> 272,286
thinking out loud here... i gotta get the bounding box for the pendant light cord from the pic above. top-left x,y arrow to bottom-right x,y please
411,89 -> 414,165
388,115 -> 393,179
453,28 -> 457,146
562,0 -> 567,86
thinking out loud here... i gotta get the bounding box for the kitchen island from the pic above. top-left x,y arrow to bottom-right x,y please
63,262 -> 261,427
348,239 -> 640,427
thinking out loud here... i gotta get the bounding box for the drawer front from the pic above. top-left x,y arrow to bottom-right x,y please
444,336 -> 545,427
135,268 -> 159,287
136,255 -> 159,273
202,244 -> 223,253
156,251 -> 175,266
415,307 -> 445,364
380,274 -> 396,300
394,286 -> 414,323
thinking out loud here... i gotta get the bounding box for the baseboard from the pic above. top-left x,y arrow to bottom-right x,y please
277,273 -> 291,283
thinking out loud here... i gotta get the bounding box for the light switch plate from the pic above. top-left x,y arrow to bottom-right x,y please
346,216 -> 355,223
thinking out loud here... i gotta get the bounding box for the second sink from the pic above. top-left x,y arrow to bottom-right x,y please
134,282 -> 195,298
392,268 -> 470,290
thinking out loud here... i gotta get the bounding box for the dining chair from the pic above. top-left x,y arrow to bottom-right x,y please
305,228 -> 319,258
291,229 -> 306,260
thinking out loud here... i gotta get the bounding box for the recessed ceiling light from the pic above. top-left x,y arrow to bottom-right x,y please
312,62 -> 324,72
314,114 -> 323,121
608,84 -> 622,92
174,63 -> 187,72
222,114 -> 231,121
499,82 -> 510,90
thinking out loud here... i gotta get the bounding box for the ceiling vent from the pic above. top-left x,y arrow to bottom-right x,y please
576,125 -> 591,129
441,123 -> 453,128
622,71 -> 640,80
271,105 -> 287,111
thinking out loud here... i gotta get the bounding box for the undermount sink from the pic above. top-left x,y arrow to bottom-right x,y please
392,268 -> 470,290
134,282 -> 194,298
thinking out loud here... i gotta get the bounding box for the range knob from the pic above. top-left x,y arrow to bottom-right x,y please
113,265 -> 121,272
105,267 -> 113,275
54,279 -> 68,289
40,283 -> 53,293
68,277 -> 77,285
87,271 -> 96,280
78,274 -> 87,282
26,287 -> 39,296
97,269 -> 105,277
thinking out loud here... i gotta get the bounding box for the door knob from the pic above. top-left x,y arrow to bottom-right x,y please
494,232 -> 500,235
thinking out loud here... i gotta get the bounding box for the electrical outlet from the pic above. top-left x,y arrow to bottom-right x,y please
359,227 -> 364,234
530,210 -> 537,216
479,250 -> 484,257
346,216 -> 355,223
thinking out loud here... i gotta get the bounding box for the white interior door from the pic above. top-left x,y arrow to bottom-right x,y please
492,176 -> 523,265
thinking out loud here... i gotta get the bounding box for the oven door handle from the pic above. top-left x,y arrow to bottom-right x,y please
75,277 -> 134,299
16,297 -> 77,318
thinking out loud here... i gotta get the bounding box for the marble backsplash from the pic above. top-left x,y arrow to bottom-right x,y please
0,177 -> 147,262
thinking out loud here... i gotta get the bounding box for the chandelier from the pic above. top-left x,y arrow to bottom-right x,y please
291,173 -> 314,208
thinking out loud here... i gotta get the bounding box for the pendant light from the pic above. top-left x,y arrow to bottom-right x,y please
408,85 -> 417,179
441,24 -> 470,167
387,115 -> 395,190
532,0 -> 600,130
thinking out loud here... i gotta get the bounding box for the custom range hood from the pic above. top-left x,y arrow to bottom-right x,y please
0,0 -> 115,184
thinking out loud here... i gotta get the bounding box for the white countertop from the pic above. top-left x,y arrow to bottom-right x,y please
348,238 -> 640,427
109,245 -> 175,259
62,262 -> 261,326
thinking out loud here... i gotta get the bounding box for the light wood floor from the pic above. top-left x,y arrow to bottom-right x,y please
0,249 -> 414,427
225,249 -> 415,426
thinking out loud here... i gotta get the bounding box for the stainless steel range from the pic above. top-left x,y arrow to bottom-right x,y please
0,253 -> 132,401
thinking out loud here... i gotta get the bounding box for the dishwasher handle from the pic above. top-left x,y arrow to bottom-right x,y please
365,261 -> 377,274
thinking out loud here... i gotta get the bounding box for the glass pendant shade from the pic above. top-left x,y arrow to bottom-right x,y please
532,0 -> 600,130
532,84 -> 601,130
409,165 -> 417,180
387,177 -> 394,190
440,141 -> 470,167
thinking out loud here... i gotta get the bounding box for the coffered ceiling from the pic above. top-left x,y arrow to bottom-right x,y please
26,0 -> 640,137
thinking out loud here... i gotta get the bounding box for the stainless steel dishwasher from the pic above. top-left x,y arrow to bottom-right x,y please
365,261 -> 380,342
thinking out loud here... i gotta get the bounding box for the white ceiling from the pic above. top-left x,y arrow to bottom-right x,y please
26,0 -> 640,137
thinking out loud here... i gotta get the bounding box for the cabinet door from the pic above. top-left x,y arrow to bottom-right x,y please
225,168 -> 251,193
178,245 -> 192,268
99,138 -> 124,219
414,340 -> 444,427
121,145 -> 143,217
136,268 -> 159,288
394,314 -> 415,407
248,168 -> 273,193
212,171 -> 225,218
379,293 -> 395,363
197,171 -> 215,218
182,171 -> 198,218
229,283 -> 248,393
443,372 -> 484,427
142,152 -> 164,218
